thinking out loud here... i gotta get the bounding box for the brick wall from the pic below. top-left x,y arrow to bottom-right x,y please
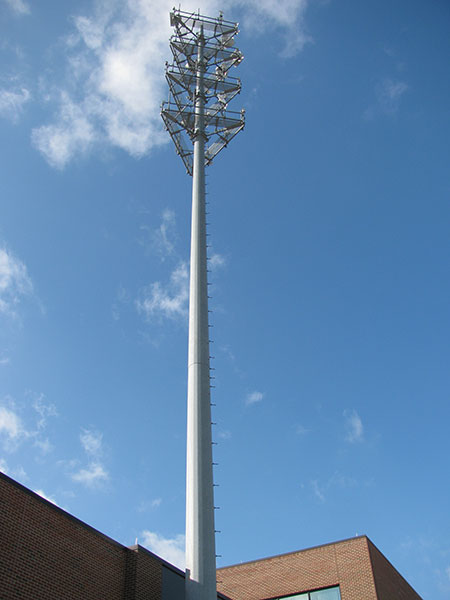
129,545 -> 164,600
367,539 -> 423,600
0,472 -> 422,600
0,473 -> 163,600
217,536 -> 379,600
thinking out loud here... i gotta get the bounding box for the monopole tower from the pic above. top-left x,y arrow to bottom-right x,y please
161,9 -> 244,600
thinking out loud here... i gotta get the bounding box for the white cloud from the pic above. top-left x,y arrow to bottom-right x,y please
111,285 -> 130,322
0,247 -> 33,318
446,566 -> 450,581
13,465 -> 27,482
71,427 -> 109,487
141,530 -> 185,569
0,356 -> 11,366
379,79 -> 408,106
2,0 -> 30,16
1,463 -> 27,482
34,437 -> 53,454
0,394 -> 57,454
0,87 -> 31,122
137,261 -> 188,321
137,497 -> 163,512
311,479 -> 325,503
32,0 -> 172,168
151,209 -> 176,260
34,488 -> 59,506
295,424 -> 309,435
31,93 -> 95,169
80,428 -> 103,456
365,78 -> 409,119
0,405 -> 22,441
309,471 -> 358,504
246,390 -> 264,405
344,409 -> 364,443
218,429 -> 232,440
237,0 -> 311,57
377,79 -> 408,114
208,253 -> 226,270
32,394 -> 58,430
33,0 -> 312,167
72,462 -> 109,487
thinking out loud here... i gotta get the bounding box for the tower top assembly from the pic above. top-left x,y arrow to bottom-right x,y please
161,8 -> 245,175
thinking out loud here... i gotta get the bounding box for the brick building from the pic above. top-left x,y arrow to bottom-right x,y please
217,536 -> 423,600
0,472 -> 422,599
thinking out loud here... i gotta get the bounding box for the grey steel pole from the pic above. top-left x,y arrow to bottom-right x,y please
185,28 -> 217,600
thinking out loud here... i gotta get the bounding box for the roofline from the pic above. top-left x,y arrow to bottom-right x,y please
0,471 -> 231,600
0,471 -> 127,551
218,535 -> 372,570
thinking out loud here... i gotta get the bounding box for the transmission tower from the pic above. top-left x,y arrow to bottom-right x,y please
161,9 -> 244,600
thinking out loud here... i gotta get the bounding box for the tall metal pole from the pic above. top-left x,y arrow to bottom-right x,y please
161,11 -> 244,600
185,28 -> 217,600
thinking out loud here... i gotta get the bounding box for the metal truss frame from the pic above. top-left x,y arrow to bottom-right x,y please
161,8 -> 245,174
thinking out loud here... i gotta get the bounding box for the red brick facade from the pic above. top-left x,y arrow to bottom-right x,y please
367,540 -> 422,600
217,537 -> 422,600
0,472 -> 421,600
0,473 -> 164,600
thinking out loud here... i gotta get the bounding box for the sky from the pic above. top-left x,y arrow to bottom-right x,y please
0,0 -> 449,597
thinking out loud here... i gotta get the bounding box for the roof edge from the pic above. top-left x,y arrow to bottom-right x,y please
0,471 -> 128,551
218,535 -> 372,570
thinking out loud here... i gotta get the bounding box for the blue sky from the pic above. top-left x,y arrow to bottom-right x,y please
1,0 -> 449,597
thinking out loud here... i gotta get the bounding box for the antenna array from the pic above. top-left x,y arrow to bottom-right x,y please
161,9 -> 245,174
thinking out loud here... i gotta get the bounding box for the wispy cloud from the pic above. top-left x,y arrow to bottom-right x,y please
141,530 -> 185,568
32,0 -> 312,168
364,78 -> 409,119
311,479 -> 325,503
0,458 -> 27,482
137,261 -> 188,322
34,437 -> 53,454
208,253 -> 226,270
111,285 -> 129,322
80,428 -> 103,456
309,471 -> 359,504
2,0 -> 30,16
32,393 -> 58,430
295,424 -> 309,435
378,79 -> 408,112
71,428 -> 109,488
344,409 -> 364,443
0,403 -> 25,452
34,488 -> 59,506
32,1 -> 172,168
72,462 -> 108,486
0,87 -> 31,122
246,390 -> 264,406
238,0 -> 312,57
0,393 -> 57,456
137,497 -> 163,512
0,247 -> 33,318
0,405 -> 22,441
32,93 -> 95,169
150,209 -> 176,261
